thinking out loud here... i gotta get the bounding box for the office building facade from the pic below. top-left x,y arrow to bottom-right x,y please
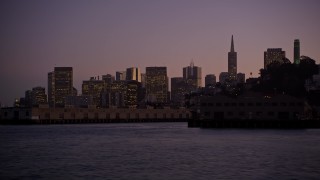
48,67 -> 73,107
126,67 -> 141,82
183,62 -> 202,88
171,77 -> 188,106
205,74 -> 216,87
31,87 -> 47,106
82,77 -> 106,107
146,67 -> 168,103
219,72 -> 229,84
116,71 -> 126,81
264,48 -> 286,69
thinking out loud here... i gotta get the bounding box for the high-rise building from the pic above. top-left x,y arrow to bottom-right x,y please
102,74 -> 115,84
183,61 -> 202,88
171,77 -> 188,106
31,87 -> 47,106
48,67 -> 73,107
126,80 -> 141,107
205,74 -> 216,87
116,71 -> 126,81
264,48 -> 286,69
82,77 -> 106,107
146,67 -> 168,103
101,80 -> 142,108
126,67 -> 141,82
294,39 -> 300,65
102,74 -> 115,91
219,72 -> 229,84
228,35 -> 237,81
109,80 -> 127,107
65,95 -> 93,108
25,90 -> 33,107
141,73 -> 146,88
48,72 -> 55,107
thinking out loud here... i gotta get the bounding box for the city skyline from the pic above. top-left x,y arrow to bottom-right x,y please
1,0 -> 320,106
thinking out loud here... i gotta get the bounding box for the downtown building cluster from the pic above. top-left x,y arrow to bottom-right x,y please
3,36 -> 320,122
10,36 -> 320,110
12,36 -> 245,109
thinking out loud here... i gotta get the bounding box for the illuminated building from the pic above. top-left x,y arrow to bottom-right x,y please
228,35 -> 237,81
146,67 -> 168,103
65,95 -> 93,108
109,80 -> 127,107
102,74 -> 115,84
264,48 -> 286,69
126,80 -> 141,107
294,39 -> 300,65
116,71 -> 126,81
82,77 -> 106,107
48,67 -> 73,107
102,74 -> 115,90
171,77 -> 188,106
31,87 -> 47,106
102,80 -> 142,107
48,72 -> 55,107
126,67 -> 141,82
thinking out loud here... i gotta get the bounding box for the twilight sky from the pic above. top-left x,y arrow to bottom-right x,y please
1,0 -> 320,106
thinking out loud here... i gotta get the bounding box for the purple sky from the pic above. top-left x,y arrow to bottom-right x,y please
1,0 -> 320,106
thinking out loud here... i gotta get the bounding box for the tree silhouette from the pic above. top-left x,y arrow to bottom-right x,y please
253,56 -> 318,97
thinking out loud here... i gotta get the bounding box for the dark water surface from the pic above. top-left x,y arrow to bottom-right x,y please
1,123 -> 320,179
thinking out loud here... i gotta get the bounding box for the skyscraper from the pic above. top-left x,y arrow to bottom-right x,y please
146,67 -> 168,103
102,74 -> 115,84
171,77 -> 188,106
294,39 -> 300,65
205,74 -> 216,87
48,72 -> 55,107
126,67 -> 141,82
48,67 -> 73,107
264,48 -> 286,69
116,71 -> 126,81
219,72 -> 229,84
228,35 -> 237,81
183,61 -> 202,88
108,80 -> 127,108
82,77 -> 106,107
31,87 -> 47,106
141,73 -> 146,88
125,80 -> 141,107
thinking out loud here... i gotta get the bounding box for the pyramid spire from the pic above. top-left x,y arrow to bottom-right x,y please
230,35 -> 234,52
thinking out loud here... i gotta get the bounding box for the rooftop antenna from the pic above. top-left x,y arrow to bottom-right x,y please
190,58 -> 194,68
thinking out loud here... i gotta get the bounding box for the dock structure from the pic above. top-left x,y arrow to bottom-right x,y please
0,107 -> 191,124
187,92 -> 320,128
